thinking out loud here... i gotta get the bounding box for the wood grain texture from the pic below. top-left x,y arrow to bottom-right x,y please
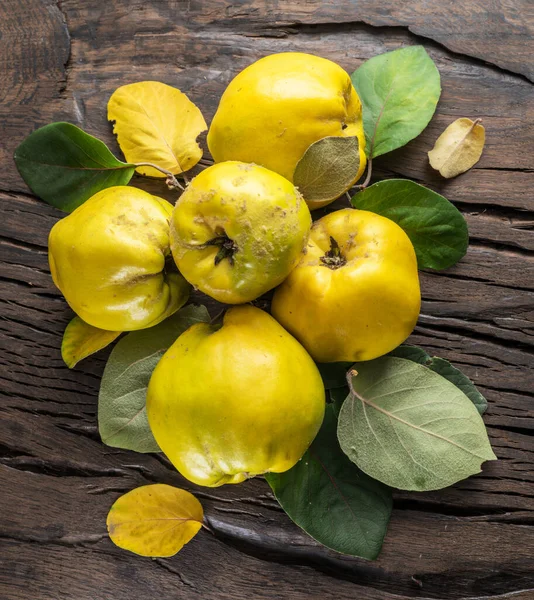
185,0 -> 534,81
1,1 -> 533,599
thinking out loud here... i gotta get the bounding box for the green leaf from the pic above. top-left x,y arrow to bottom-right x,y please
293,136 -> 360,204
329,386 -> 349,418
389,345 -> 488,414
352,179 -> 468,270
316,362 -> 353,390
388,345 -> 429,364
325,347 -> 488,418
14,122 -> 135,212
427,357 -> 488,414
338,357 -> 496,491
352,46 -> 440,158
266,404 -> 392,560
98,305 -> 210,453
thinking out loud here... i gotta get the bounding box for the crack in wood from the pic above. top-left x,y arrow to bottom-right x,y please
204,517 -> 534,599
54,0 -> 73,98
0,531 -> 108,547
154,559 -> 198,590
247,20 -> 534,83
0,456 -> 131,479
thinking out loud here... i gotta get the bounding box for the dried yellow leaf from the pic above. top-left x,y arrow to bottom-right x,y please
428,118 -> 485,178
61,316 -> 120,369
107,484 -> 203,557
108,81 -> 207,177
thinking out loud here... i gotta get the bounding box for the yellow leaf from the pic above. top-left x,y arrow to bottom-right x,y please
107,484 -> 203,557
108,81 -> 207,177
62,316 -> 121,369
428,118 -> 485,178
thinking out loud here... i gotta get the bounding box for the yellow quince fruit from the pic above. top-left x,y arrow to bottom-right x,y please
48,186 -> 190,331
272,208 -> 421,362
207,52 -> 366,209
147,305 -> 325,487
170,161 -> 311,304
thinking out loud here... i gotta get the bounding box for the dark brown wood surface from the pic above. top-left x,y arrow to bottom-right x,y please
1,1 -> 533,599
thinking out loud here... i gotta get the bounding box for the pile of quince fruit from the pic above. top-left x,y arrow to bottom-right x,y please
48,53 -> 421,487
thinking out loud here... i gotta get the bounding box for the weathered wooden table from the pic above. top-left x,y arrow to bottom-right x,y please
1,2 -> 533,599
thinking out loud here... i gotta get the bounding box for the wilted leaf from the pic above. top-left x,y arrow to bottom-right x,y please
352,46 -> 441,158
428,118 -> 485,178
98,305 -> 210,453
61,316 -> 121,369
108,81 -> 207,177
352,179 -> 468,270
267,404 -> 392,560
107,484 -> 203,557
337,357 -> 496,491
293,136 -> 360,204
14,122 -> 135,212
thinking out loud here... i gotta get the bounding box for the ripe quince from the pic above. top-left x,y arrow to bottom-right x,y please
207,52 -> 367,209
272,208 -> 421,362
146,305 -> 325,487
48,186 -> 190,331
170,161 -> 311,304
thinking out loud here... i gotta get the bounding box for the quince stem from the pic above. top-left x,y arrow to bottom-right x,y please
354,157 -> 372,191
201,521 -> 214,534
346,369 -> 359,397
134,162 -> 186,191
206,234 -> 238,266
320,236 -> 347,269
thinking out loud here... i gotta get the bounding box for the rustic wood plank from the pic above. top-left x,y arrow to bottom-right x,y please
0,0 -> 71,191
2,3 -> 533,197
2,187 -> 533,598
1,0 -> 533,599
5,538 -> 533,600
57,9 -> 534,173
1,457 -> 533,600
185,0 -> 534,81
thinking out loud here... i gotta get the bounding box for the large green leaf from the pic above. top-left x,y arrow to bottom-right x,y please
352,46 -> 440,158
387,345 -> 429,364
266,404 -> 392,560
352,179 -> 468,270
390,346 -> 488,414
337,357 -> 496,491
98,305 -> 210,453
429,357 -> 488,414
323,347 -> 488,417
14,122 -> 135,212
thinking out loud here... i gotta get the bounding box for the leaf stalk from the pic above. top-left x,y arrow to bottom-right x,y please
134,162 -> 185,191
346,369 -> 359,396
